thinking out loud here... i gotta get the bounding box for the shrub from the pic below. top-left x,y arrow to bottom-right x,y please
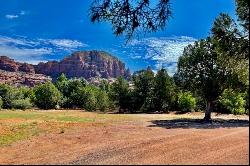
11,98 -> 33,110
0,84 -> 24,108
33,82 -> 62,109
219,89 -> 246,115
0,97 -> 3,109
96,90 -> 110,112
177,91 -> 196,112
80,86 -> 97,111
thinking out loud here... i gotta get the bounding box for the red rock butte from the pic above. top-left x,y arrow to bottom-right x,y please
0,50 -> 131,86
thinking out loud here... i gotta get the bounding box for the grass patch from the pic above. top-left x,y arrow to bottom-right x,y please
0,110 -> 99,146
0,111 -> 95,123
0,122 -> 42,146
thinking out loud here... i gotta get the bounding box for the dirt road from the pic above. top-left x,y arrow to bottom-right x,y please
0,113 -> 248,165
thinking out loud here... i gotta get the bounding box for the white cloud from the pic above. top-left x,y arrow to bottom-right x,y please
0,35 -> 88,64
47,39 -> 88,49
0,45 -> 52,64
5,14 -> 19,19
0,35 -> 37,46
5,11 -> 29,20
20,11 -> 27,15
123,36 -> 197,75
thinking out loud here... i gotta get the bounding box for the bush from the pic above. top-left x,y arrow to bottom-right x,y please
0,97 -> 3,109
96,90 -> 110,112
219,89 -> 246,115
80,86 -> 97,111
177,91 -> 196,112
11,98 -> 33,110
33,82 -> 62,109
0,84 -> 24,109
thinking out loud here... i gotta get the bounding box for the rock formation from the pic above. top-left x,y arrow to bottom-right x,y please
0,56 -> 35,73
0,51 -> 131,86
35,51 -> 130,79
0,69 -> 52,87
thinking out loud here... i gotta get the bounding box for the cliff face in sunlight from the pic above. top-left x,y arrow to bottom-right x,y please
35,51 -> 130,79
0,51 -> 130,86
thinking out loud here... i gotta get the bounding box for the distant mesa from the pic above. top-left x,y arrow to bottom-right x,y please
0,50 -> 131,86
35,50 -> 131,79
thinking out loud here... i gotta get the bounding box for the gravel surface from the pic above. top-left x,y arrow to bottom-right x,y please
0,114 -> 248,165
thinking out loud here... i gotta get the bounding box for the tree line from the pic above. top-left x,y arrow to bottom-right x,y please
0,0 -> 248,122
0,65 -> 248,117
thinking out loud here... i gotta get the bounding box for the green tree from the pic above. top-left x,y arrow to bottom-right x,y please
79,86 -> 97,111
55,73 -> 69,95
99,80 -> 111,93
96,90 -> 110,112
11,98 -> 33,110
219,89 -> 246,115
236,0 -> 249,31
177,91 -> 196,112
111,76 -> 130,112
151,69 -> 175,112
211,13 -> 249,85
0,84 -> 23,109
0,97 -> 3,109
33,82 -> 62,109
175,38 -> 237,121
89,0 -> 172,40
55,75 -> 87,108
132,67 -> 154,112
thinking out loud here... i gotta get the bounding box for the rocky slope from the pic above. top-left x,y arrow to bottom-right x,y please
0,69 -> 52,87
35,51 -> 130,79
0,56 -> 35,73
0,51 -> 130,86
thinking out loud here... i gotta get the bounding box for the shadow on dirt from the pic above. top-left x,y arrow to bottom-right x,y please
148,118 -> 249,129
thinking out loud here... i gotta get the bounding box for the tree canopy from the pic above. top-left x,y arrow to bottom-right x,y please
89,0 -> 172,40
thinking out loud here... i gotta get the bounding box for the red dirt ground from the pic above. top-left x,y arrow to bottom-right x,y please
0,113 -> 249,165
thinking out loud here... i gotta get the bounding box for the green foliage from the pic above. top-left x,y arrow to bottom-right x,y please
0,97 -> 3,109
55,74 -> 87,108
99,80 -> 111,93
211,13 -> 249,86
132,67 -> 155,112
176,38 -> 230,102
219,89 -> 246,115
19,87 -> 34,99
79,86 -> 97,111
110,76 -> 130,112
151,69 -> 176,112
236,0 -> 249,31
177,92 -> 196,112
33,82 -> 62,109
90,0 -> 171,40
11,98 -> 33,110
96,90 -> 110,112
0,84 -> 24,109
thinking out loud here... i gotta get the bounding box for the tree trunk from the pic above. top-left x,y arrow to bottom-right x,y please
204,101 -> 212,122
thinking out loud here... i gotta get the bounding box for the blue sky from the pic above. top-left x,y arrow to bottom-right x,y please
0,0 -> 237,75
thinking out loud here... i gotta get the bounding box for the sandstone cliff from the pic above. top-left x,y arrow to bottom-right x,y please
34,51 -> 130,79
0,51 -> 130,86
0,56 -> 35,73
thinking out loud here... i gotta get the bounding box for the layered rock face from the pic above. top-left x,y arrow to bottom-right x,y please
0,51 -> 130,86
0,69 -> 52,87
0,56 -> 51,86
35,51 -> 130,79
0,56 -> 35,73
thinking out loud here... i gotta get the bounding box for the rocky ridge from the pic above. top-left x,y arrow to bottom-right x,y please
35,51 -> 130,79
0,51 -> 130,86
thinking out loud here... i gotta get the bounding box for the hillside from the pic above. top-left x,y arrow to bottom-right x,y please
0,51 -> 131,86
34,51 -> 130,79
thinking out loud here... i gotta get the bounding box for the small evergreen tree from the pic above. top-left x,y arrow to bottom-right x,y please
33,82 -> 62,109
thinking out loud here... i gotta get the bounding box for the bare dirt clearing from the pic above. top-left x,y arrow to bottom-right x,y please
0,110 -> 249,165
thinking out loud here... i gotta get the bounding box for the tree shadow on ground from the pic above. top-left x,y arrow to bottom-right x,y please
148,118 -> 249,129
